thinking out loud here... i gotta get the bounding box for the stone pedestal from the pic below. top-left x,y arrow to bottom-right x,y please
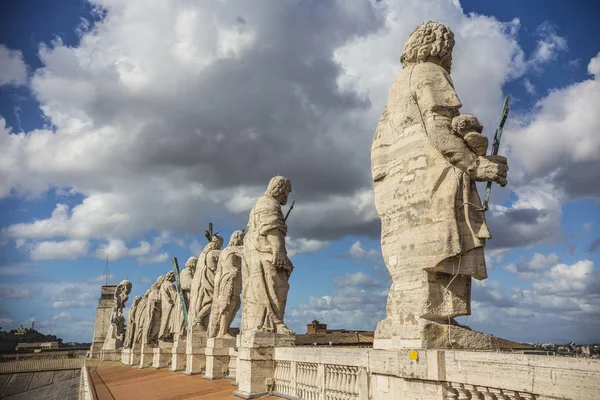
233,332 -> 295,399
184,328 -> 207,375
170,338 -> 187,372
121,348 -> 133,365
227,346 -> 238,380
138,343 -> 155,368
373,323 -> 523,350
99,348 -> 121,361
204,337 -> 235,380
152,341 -> 173,368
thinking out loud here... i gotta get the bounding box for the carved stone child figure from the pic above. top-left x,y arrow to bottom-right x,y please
451,114 -> 488,156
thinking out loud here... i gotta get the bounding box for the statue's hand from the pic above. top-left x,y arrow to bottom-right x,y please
273,251 -> 291,270
474,155 -> 508,186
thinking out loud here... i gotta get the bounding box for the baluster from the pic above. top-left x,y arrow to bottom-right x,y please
444,382 -> 459,400
456,383 -> 472,400
467,385 -> 483,400
480,387 -> 497,400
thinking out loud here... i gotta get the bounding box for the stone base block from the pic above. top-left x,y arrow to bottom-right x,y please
184,353 -> 206,375
121,348 -> 133,365
374,322 -> 528,350
184,328 -> 207,375
241,331 -> 295,348
100,349 -> 121,361
234,347 -> 277,398
152,346 -> 172,369
170,340 -> 186,372
204,337 -> 235,380
138,345 -> 154,369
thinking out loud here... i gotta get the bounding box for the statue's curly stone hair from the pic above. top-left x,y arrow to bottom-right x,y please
266,175 -> 291,198
229,230 -> 245,246
400,21 -> 455,72
185,256 -> 198,268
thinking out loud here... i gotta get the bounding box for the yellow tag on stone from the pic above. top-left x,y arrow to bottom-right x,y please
409,351 -> 418,361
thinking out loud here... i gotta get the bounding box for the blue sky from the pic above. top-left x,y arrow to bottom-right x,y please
0,0 -> 599,344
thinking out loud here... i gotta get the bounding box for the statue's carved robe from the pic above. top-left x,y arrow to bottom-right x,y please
145,286 -> 162,346
208,245 -> 243,338
173,268 -> 193,339
242,195 -> 289,333
372,62 -> 490,328
123,303 -> 139,348
134,296 -> 149,344
158,280 -> 177,341
191,250 -> 219,328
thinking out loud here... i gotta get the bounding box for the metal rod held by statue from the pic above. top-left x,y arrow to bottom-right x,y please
482,96 -> 510,212
284,200 -> 295,222
172,257 -> 188,326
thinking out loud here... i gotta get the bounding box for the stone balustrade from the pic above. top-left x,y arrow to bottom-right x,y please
0,356 -> 84,374
270,347 -> 600,400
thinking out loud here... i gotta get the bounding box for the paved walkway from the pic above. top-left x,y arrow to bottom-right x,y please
88,361 -> 283,400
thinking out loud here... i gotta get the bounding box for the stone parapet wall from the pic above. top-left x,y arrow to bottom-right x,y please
272,347 -> 600,400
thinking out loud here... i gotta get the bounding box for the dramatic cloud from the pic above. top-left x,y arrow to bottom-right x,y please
288,270 -> 388,332
469,256 -> 600,343
0,0 -> 536,253
529,21 -> 568,67
28,239 -> 91,261
0,45 -> 27,86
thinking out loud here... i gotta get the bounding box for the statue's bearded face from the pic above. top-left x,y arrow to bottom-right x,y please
279,182 -> 292,205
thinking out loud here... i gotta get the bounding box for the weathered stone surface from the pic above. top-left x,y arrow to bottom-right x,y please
170,339 -> 186,372
143,276 -> 164,347
123,296 -> 142,349
184,329 -> 207,375
204,337 -> 236,380
189,235 -> 223,332
158,271 -> 178,342
371,21 -> 508,348
209,230 -> 244,339
242,176 -> 294,343
173,256 -> 197,343
101,279 -> 132,358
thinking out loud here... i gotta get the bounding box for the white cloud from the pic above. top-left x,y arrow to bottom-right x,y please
0,45 -> 27,86
469,257 -> 600,343
0,0 -> 537,257
529,21 -> 568,67
523,78 -> 536,94
0,287 -> 32,299
288,270 -> 388,332
137,252 -> 169,265
287,238 -> 330,257
29,239 -> 91,261
504,252 -> 560,279
95,238 -> 150,260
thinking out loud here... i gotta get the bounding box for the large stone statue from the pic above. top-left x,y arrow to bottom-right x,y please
123,296 -> 142,349
189,235 -> 223,331
371,21 -> 508,348
173,256 -> 197,341
158,271 -> 178,342
112,278 -> 132,339
144,276 -> 164,346
242,176 -> 294,336
208,230 -> 245,339
133,290 -> 150,345
100,278 -> 132,360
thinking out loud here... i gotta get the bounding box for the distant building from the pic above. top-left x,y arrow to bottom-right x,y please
306,319 -> 370,335
15,342 -> 60,351
299,320 -> 374,347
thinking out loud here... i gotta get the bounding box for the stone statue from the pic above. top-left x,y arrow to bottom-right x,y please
189,234 -> 223,331
208,230 -> 245,339
242,176 -> 294,335
157,271 -> 178,342
144,276 -> 164,346
173,256 -> 197,341
133,290 -> 150,344
371,21 -> 508,347
123,296 -> 142,348
112,278 -> 132,339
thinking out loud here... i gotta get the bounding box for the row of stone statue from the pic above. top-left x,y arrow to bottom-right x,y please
107,175 -> 295,351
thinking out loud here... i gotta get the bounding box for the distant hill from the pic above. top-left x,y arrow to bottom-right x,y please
0,329 -> 63,353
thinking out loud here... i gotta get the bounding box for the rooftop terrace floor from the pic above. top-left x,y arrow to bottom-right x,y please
88,361 -> 284,400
